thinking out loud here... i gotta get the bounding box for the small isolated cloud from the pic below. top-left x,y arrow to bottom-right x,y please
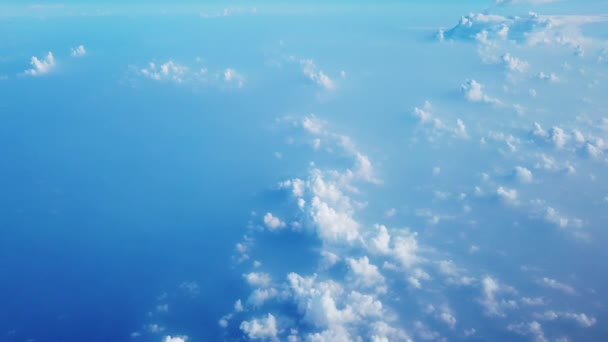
502,53 -> 529,72
412,101 -> 469,139
140,61 -> 188,83
531,123 -> 570,148
535,311 -> 596,327
537,71 -> 559,82
240,314 -> 279,341
540,277 -> 576,295
462,79 -> 501,105
507,321 -> 547,342
479,276 -> 517,316
179,281 -> 200,297
244,272 -> 272,287
513,166 -> 533,183
497,186 -> 518,203
263,212 -> 286,230
71,45 -> 86,57
300,59 -> 335,90
544,207 -> 583,231
25,52 -> 56,76
164,335 -> 188,342
224,68 -> 245,87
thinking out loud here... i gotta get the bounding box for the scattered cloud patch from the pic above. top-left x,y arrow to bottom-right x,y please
263,212 -> 287,230
462,79 -> 501,105
300,59 -> 335,90
24,52 -> 56,76
70,45 -> 86,57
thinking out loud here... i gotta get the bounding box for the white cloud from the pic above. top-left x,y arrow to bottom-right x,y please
521,297 -> 545,306
443,12 -> 606,47
301,59 -> 335,90
497,186 -> 518,203
507,321 -> 548,342
535,311 -> 597,327
147,324 -> 165,333
25,52 -> 56,76
310,195 -> 360,243
235,299 -> 245,312
540,277 -> 576,295
164,336 -> 188,342
537,71 -> 559,82
244,272 -> 272,287
263,212 -> 286,230
179,281 -> 200,297
479,276 -> 517,316
549,127 -> 569,149
140,61 -> 188,83
248,288 -> 279,307
224,68 -> 245,87
502,53 -> 529,72
514,166 -> 533,183
346,256 -> 385,289
240,314 -> 279,341
412,102 -> 469,139
70,45 -> 86,57
462,79 -> 501,105
302,115 -> 326,135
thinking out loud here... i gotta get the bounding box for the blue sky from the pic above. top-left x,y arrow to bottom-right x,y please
1,1 -> 608,342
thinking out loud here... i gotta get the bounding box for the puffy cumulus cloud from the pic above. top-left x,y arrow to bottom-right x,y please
346,256 -> 385,290
300,59 -> 335,90
425,304 -> 457,329
224,68 -> 245,87
539,277 -> 576,295
310,192 -> 361,243
507,321 -> 548,342
286,273 -> 388,340
240,314 -> 279,341
164,336 -> 188,342
502,53 -> 529,72
302,115 -> 327,135
442,12 -> 606,47
497,186 -> 518,204
533,154 -> 576,174
461,79 -> 501,105
263,212 -> 286,230
412,101 -> 469,140
479,276 -> 517,316
248,288 -> 279,307
440,13 -> 510,42
485,130 -> 520,152
139,61 -> 188,83
525,199 -> 586,238
370,224 -> 420,269
544,207 -> 583,231
24,52 -> 56,76
534,311 -> 597,327
412,321 -> 442,341
70,45 -> 86,57
537,71 -> 559,82
136,59 -> 246,88
513,166 -> 533,183
370,321 -> 413,342
244,272 -> 272,288
436,260 -> 476,286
